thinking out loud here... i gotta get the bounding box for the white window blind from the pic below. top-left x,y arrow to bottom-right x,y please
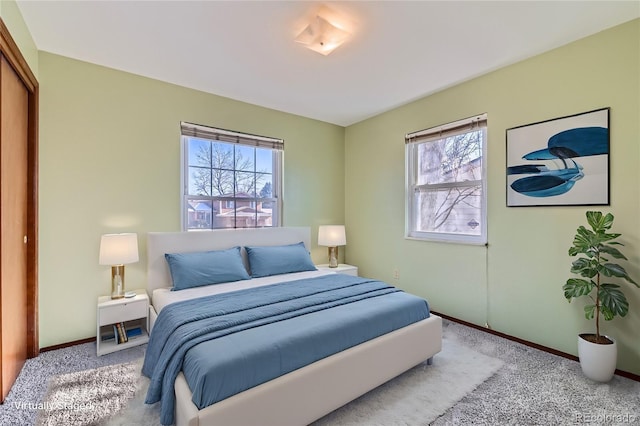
181,122 -> 284,150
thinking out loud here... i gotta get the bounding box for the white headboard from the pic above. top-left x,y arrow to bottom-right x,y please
147,227 -> 311,293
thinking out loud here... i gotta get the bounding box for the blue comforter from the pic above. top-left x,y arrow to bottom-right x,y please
142,274 -> 430,425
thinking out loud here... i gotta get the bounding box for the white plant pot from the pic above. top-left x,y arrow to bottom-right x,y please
577,334 -> 617,382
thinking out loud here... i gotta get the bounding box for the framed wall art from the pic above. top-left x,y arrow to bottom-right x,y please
506,108 -> 610,207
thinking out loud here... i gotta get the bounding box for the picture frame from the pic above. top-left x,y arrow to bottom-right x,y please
506,108 -> 610,207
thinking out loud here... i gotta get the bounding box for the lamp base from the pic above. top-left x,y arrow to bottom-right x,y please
111,265 -> 126,299
328,246 -> 339,268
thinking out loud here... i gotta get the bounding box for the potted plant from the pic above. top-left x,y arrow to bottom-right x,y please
563,211 -> 638,382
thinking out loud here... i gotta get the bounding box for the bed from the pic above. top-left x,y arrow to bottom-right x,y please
144,227 -> 442,426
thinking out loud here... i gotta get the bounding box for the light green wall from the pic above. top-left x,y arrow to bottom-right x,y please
38,52 -> 345,347
12,3 -> 639,376
345,19 -> 640,375
0,0 -> 38,77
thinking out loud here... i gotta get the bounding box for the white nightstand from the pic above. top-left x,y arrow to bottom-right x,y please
96,289 -> 149,356
316,264 -> 358,276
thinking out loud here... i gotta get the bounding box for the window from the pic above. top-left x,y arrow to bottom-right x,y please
181,122 -> 283,230
405,114 -> 487,244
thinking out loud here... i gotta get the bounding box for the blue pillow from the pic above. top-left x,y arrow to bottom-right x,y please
245,242 -> 317,278
165,246 -> 250,291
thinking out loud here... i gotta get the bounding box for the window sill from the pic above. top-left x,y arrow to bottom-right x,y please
404,234 -> 487,246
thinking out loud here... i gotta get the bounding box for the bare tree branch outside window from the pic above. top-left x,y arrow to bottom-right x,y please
185,138 -> 278,230
190,143 -> 268,196
416,130 -> 483,234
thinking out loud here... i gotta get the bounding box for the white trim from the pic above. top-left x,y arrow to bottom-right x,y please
181,135 -> 188,230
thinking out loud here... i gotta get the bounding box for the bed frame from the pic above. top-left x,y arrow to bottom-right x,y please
147,227 -> 442,426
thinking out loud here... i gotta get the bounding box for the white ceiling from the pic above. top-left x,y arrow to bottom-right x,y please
16,1 -> 640,126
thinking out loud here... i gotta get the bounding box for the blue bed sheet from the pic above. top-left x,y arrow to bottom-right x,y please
142,274 -> 430,425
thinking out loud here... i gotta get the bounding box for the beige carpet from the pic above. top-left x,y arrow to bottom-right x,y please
38,337 -> 503,426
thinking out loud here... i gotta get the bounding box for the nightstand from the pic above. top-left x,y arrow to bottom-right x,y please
96,289 -> 149,356
316,264 -> 358,276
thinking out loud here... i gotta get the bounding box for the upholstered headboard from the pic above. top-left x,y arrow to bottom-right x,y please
146,227 -> 311,294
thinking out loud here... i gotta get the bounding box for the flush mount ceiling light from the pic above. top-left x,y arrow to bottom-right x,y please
295,13 -> 351,56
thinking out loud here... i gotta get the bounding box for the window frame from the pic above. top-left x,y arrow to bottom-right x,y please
180,122 -> 283,231
405,114 -> 488,245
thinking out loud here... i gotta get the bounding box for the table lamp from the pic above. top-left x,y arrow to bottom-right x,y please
99,233 -> 139,299
318,225 -> 346,268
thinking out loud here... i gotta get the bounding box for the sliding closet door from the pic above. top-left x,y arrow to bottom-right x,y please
0,53 -> 29,402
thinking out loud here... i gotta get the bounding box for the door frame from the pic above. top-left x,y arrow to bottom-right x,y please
0,18 -> 39,358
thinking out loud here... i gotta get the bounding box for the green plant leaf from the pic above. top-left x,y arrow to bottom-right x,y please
583,304 -> 596,320
602,213 -> 615,229
600,245 -> 627,260
569,227 -> 596,257
586,211 -> 604,230
599,304 -> 616,321
587,211 -> 614,232
599,283 -> 629,317
597,232 -> 621,243
570,258 -> 598,278
568,246 -> 582,257
601,263 -> 639,285
563,279 -> 594,300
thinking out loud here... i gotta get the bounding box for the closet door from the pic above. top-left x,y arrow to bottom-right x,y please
0,53 -> 29,402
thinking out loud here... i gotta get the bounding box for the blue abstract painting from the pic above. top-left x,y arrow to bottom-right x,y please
506,108 -> 609,206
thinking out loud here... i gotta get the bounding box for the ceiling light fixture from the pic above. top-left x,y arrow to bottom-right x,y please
295,10 -> 351,56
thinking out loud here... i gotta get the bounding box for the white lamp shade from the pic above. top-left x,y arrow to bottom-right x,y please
99,233 -> 139,265
318,225 -> 346,247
